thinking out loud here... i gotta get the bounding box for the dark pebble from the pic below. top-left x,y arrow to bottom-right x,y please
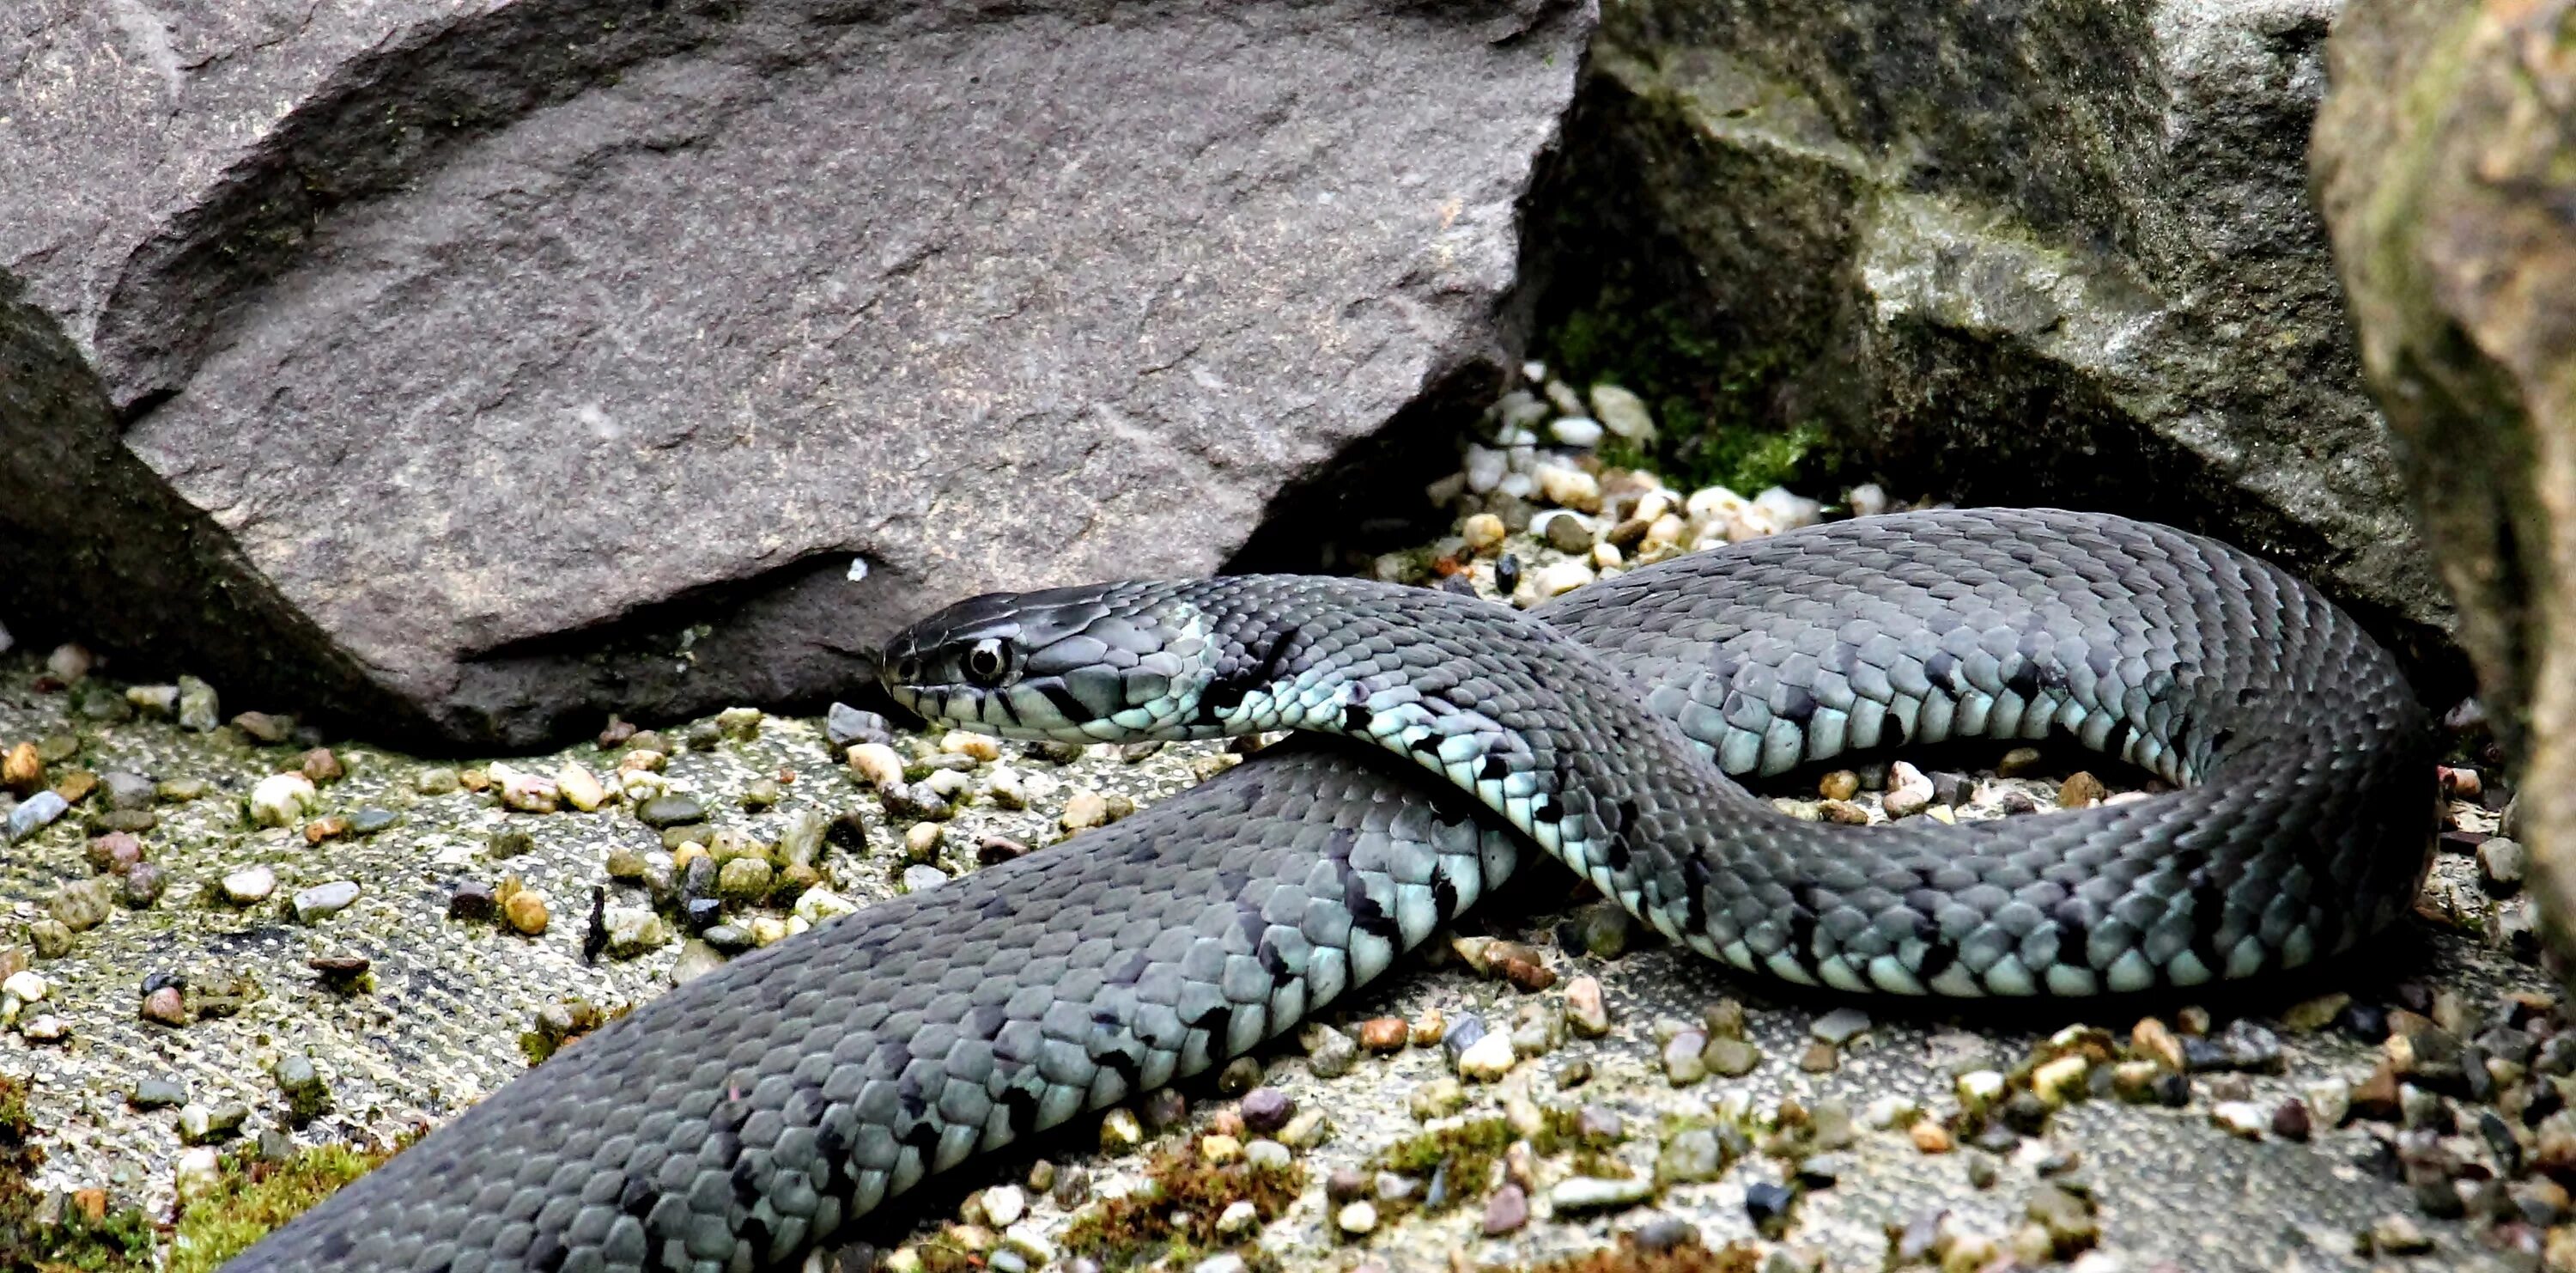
1140,1087 -> 1187,1130
1495,553 -> 1522,596
1240,1087 -> 1294,1134
680,854 -> 718,901
636,795 -> 708,828
308,956 -> 371,989
349,807 -> 400,835
2415,1178 -> 2466,1219
2482,1111 -> 2524,1174
1929,771 -> 1971,806
976,837 -> 1030,866
120,863 -> 164,908
1972,1122 -> 2021,1154
1326,1167 -> 1370,1203
2536,1034 -> 2576,1077
2001,1092 -> 2053,1136
598,716 -> 638,749
231,711 -> 291,744
89,809 -> 155,833
826,704 -> 893,749
448,880 -> 497,920
2356,1137 -> 2405,1181
1795,1154 -> 1846,1189
141,971 -> 185,996
626,731 -> 670,755
1743,1182 -> 1795,1234
141,986 -> 186,1026
683,897 -> 724,933
702,924 -> 753,953
487,828 -> 536,858
1026,740 -> 1086,764
1117,741 -> 1163,763
2152,1073 -> 2191,1108
2272,1100 -> 2312,1142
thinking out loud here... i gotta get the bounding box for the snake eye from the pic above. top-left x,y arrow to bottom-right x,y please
963,638 -> 1011,686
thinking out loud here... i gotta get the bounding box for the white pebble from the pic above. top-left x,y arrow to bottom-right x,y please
247,772 -> 319,828
940,731 -> 1000,762
1846,482 -> 1889,517
1521,360 -> 1549,385
1335,1201 -> 1378,1235
986,766 -> 1030,810
794,886 -> 860,925
1685,484 -> 1749,522
1456,1031 -> 1518,1081
1498,389 -> 1551,429
1754,485 -> 1823,531
222,865 -> 278,904
1462,513 -> 1507,553
1497,472 -> 1535,499
1215,1200 -> 1260,1236
556,763 -> 610,812
901,865 -> 950,893
1535,465 -> 1603,512
1465,444 -> 1506,494
1425,472 -> 1468,505
1549,416 -> 1605,448
1544,380 -> 1586,417
1588,384 -> 1656,441
848,743 -> 906,790
1533,560 -> 1595,598
1590,542 -> 1622,570
981,1185 -> 1027,1227
2210,1102 -> 2268,1139
1,971 -> 45,1005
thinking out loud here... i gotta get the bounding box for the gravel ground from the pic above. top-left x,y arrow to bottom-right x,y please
0,367 -> 2557,1271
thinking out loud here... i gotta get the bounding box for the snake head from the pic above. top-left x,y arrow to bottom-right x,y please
879,583 -> 1222,742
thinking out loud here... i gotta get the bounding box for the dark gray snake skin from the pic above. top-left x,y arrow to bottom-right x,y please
227,509 -> 2434,1272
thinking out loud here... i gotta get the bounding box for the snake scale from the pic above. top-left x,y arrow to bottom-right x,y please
228,508 -> 2433,1272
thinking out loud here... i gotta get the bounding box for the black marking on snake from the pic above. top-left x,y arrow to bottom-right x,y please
1257,935 -> 1297,987
621,1173 -> 659,1218
2005,659 -> 2042,701
731,1156 -> 764,1205
1036,682 -> 1091,726
1479,753 -> 1510,782
1346,882 -> 1402,944
531,1233 -> 570,1273
1201,625 -> 1299,721
1533,796 -> 1563,823
1785,883 -> 1826,966
1776,684 -> 1816,722
969,1004 -> 1009,1041
1682,857 -> 1713,935
1431,867 -> 1461,923
1184,1002 -> 1236,1051
896,1117 -> 943,1152
1925,650 -> 1961,691
977,892 -> 1018,922
1601,798 -> 1642,874
1409,734 -> 1442,756
1343,703 -> 1373,733
999,1086 -> 1044,1138
2103,717 -> 2136,759
739,1216 -> 773,1259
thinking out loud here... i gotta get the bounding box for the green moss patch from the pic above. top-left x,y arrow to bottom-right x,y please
1061,1148 -> 1303,1270
0,1074 -> 158,1273
165,1142 -> 404,1273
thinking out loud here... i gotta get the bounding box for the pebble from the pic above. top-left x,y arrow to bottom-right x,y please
1213,1199 -> 1260,1238
635,794 -> 707,827
1810,1007 -> 1871,1045
1358,1018 -> 1408,1051
901,865 -> 951,893
1702,1036 -> 1761,1077
176,676 -> 221,732
447,880 -> 496,920
52,876 -> 113,930
178,1100 -> 248,1143
1744,1181 -> 1795,1232
141,986 -> 186,1026
1589,385 -> 1656,440
602,907 -> 671,956
1336,1201 -> 1378,1235
1240,1087 -> 1293,1133
1658,1127 -> 1726,1183
1482,1184 -> 1529,1234
1564,975 -> 1612,1036
2369,1214 -> 2432,1254
1304,1025 -> 1358,1077
130,1076 -> 187,1109
247,771 -> 319,828
826,704 -> 893,749
2482,837 -> 2527,892
1410,1078 -> 1467,1119
1881,763 -> 1935,817
1535,465 -> 1603,512
1662,1030 -> 1709,1085
2032,1055 -> 2091,1106
1533,558 -> 1595,598
502,889 -> 550,935
1957,1070 -> 2008,1109
2210,1101 -> 2268,1139
718,857 -> 775,901
556,763 -> 609,812
349,807 -> 399,834
1911,1119 -> 1955,1154
2271,1099 -> 2312,1142
1552,1176 -> 1656,1212
6,790 -> 67,843
2057,771 -> 2107,807
301,747 -> 345,785
292,881 -> 361,923
2307,1078 -> 2352,1128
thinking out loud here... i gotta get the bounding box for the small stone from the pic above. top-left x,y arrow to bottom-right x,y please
1589,385 -> 1656,440
348,807 -> 399,835
26,919 -> 71,959
416,767 -> 462,795
1336,1201 -> 1379,1234
2210,1102 -> 2267,1139
556,764 -> 609,813
1911,1120 -> 1953,1154
1810,1007 -> 1871,1045
1409,1078 -> 1468,1119
1539,511 -> 1594,553
52,876 -> 114,930
1213,1198 -> 1260,1238
2026,1185 -> 2099,1257
1551,1176 -> 1656,1213
1798,1042 -> 1838,1072
1198,1133 -> 1243,1164
120,863 -> 167,908
717,857 -> 775,901
825,704 -> 892,749
2130,1017 -> 2184,1071
1744,1181 -> 1795,1233
940,730 -> 1001,763
792,886 -> 858,926
1662,1030 -> 1709,1085
1956,1070 -> 2008,1110
176,676 -> 221,732
2032,1055 -> 2092,1106
247,772 -> 319,828
2306,1078 -> 2352,1128
2270,1099 -> 2312,1142
447,880 -> 496,920
601,906 -> 671,956
1535,464 -> 1604,512
1996,746 -> 2044,777
1657,1127 -> 1726,1183
178,1101 -> 249,1144
1565,975 -> 1612,1036
1533,558 -> 1595,598
2281,992 -> 2351,1032
635,795 -> 707,828
141,985 -> 187,1026
301,747 -> 345,785
1482,1184 -> 1529,1234
1882,763 -> 1935,817
2369,1214 -> 2432,1254
1817,798 -> 1869,825
1358,1018 -> 1408,1052
1702,1036 -> 1761,1077
130,1075 -> 187,1109
230,711 -> 290,744
1817,770 -> 1859,801
1097,1108 -> 1142,1151
2482,838 -> 2528,892
292,881 -> 361,923
901,865 -> 951,893
2057,771 -> 2107,808
503,889 -> 550,935
7,791 -> 68,843
1059,789 -> 1118,831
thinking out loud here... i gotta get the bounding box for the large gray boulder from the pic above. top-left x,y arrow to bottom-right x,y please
1545,0 -> 2453,671
2312,0 -> 2576,965
0,0 -> 1591,747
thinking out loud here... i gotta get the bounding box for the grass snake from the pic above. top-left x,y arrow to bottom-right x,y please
227,508 -> 2433,1271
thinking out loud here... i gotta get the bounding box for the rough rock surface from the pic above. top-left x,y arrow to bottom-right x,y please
1543,0 -> 2451,670
2312,0 -> 2576,964
0,0 -> 1591,748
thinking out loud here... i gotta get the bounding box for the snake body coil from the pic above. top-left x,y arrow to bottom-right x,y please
228,509 -> 2433,1272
